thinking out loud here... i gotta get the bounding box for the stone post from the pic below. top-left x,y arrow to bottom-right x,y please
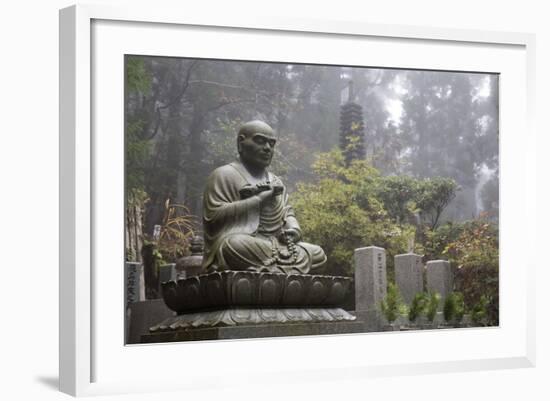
159,263 -> 177,289
125,262 -> 145,304
394,253 -> 424,305
426,260 -> 453,308
354,246 -> 387,330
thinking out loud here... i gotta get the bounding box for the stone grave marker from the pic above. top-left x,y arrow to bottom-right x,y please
426,260 -> 453,308
354,246 -> 387,329
394,253 -> 424,305
125,262 -> 145,304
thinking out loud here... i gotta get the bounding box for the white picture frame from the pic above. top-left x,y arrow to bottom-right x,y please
59,3 -> 536,397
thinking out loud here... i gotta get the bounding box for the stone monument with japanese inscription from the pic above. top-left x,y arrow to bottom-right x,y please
125,262 -> 145,304
395,253 -> 424,304
427,260 -> 453,308
354,246 -> 387,330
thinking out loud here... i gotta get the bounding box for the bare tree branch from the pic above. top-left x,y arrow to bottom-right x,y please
158,60 -> 199,111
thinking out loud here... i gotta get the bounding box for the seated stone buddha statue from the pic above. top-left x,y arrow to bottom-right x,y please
202,120 -> 326,274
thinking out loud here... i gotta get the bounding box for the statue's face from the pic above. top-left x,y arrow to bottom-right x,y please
238,132 -> 277,170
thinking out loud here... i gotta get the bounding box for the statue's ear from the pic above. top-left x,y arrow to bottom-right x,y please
237,134 -> 245,152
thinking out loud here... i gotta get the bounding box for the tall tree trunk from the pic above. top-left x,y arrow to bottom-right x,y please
144,79 -> 185,235
186,106 -> 207,218
125,191 -> 145,262
141,243 -> 159,299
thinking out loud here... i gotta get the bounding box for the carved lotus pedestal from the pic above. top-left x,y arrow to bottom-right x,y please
145,271 -> 358,342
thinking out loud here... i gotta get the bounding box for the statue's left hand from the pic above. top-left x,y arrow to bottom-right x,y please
281,228 -> 301,244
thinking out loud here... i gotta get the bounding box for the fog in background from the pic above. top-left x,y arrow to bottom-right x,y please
125,56 -> 498,235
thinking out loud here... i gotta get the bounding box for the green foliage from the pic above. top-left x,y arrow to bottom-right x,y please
444,218 -> 499,325
374,176 -> 458,230
374,175 -> 420,226
156,200 -> 198,262
141,201 -> 197,266
408,292 -> 429,323
126,119 -> 151,191
380,283 -> 405,324
142,239 -> 166,268
443,292 -> 465,324
125,57 -> 152,193
127,188 -> 148,209
453,292 -> 465,322
421,222 -> 465,262
426,292 -> 441,323
292,150 -> 414,276
421,217 -> 499,327
291,150 -> 460,276
415,177 -> 458,229
152,247 -> 164,266
126,56 -> 151,94
471,295 -> 490,326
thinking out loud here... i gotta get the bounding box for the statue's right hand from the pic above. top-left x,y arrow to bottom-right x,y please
256,187 -> 275,204
239,185 -> 256,199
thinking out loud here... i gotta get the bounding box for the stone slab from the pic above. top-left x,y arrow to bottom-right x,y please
150,308 -> 355,332
126,299 -> 174,344
140,320 -> 369,343
354,246 -> 386,312
354,246 -> 387,331
426,260 -> 453,308
125,262 -> 145,304
394,253 -> 424,305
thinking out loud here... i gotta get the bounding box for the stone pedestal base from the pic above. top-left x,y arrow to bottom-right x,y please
150,307 -> 355,332
142,319 -> 366,343
161,271 -> 353,314
126,299 -> 174,345
138,270 -> 363,344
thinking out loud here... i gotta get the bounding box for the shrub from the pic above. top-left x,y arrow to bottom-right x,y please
444,218 -> 499,325
380,282 -> 405,324
471,295 -> 490,326
453,292 -> 465,323
155,200 -> 198,262
421,222 -> 465,262
426,292 -> 441,323
443,292 -> 465,324
408,292 -> 429,323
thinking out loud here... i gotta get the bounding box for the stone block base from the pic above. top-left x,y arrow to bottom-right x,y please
150,307 -> 355,332
126,299 -> 174,344
141,320 -> 369,343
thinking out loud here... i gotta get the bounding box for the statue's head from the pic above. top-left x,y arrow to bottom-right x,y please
237,120 -> 276,171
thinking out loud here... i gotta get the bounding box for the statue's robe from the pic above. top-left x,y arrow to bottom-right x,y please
202,161 -> 326,274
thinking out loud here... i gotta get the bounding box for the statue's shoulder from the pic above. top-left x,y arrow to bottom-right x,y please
210,163 -> 235,176
207,163 -> 242,183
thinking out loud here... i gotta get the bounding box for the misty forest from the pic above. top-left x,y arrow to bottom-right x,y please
125,56 -> 499,325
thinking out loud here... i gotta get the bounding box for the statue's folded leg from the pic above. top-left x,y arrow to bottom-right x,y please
217,234 -> 327,273
298,242 -> 327,270
220,234 -> 273,270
